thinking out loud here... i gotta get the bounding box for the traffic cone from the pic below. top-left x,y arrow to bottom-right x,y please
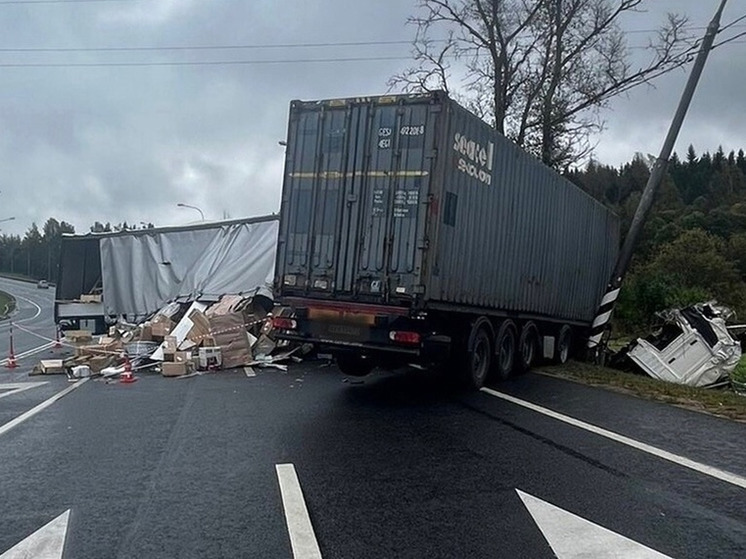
53,325 -> 62,349
119,354 -> 137,384
5,322 -> 18,369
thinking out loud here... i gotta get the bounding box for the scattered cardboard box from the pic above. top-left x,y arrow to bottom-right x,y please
40,359 -> 66,374
140,324 -> 153,341
186,309 -> 211,346
151,302 -> 208,361
253,335 -> 277,358
205,294 -> 245,318
161,361 -> 188,377
173,351 -> 193,364
151,321 -> 173,340
209,312 -> 252,369
64,330 -> 93,344
87,355 -> 117,373
162,336 -> 178,361
198,347 -> 222,370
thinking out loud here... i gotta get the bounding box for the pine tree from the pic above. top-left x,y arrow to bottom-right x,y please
738,149 -> 746,175
686,145 -> 698,166
714,146 -> 725,171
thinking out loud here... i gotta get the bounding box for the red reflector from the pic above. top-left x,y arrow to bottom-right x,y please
389,331 -> 421,345
273,317 -> 297,330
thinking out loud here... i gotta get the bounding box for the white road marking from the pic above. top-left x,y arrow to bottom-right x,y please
0,341 -> 55,367
481,388 -> 746,490
275,463 -> 323,559
517,490 -> 672,558
0,379 -> 88,438
10,294 -> 42,323
0,382 -> 48,400
0,509 -> 70,559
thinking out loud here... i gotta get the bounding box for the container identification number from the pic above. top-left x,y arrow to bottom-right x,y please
453,133 -> 494,186
400,125 -> 425,136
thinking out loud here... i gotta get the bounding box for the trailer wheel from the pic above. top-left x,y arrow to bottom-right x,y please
554,325 -> 572,365
465,326 -> 493,389
336,355 -> 374,377
517,322 -> 539,374
494,320 -> 517,380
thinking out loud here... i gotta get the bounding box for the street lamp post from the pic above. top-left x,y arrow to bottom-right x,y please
176,203 -> 205,221
0,216 -> 15,231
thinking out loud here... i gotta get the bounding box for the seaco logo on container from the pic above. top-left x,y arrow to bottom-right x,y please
453,133 -> 494,186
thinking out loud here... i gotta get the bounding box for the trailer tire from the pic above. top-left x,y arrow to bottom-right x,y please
494,320 -> 517,380
517,322 -> 539,374
462,325 -> 493,389
554,325 -> 572,365
336,354 -> 374,377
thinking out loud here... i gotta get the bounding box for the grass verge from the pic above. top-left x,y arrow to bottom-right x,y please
0,290 -> 16,320
539,360 -> 746,423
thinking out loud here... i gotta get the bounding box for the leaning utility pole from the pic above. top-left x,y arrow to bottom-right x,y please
587,0 -> 730,353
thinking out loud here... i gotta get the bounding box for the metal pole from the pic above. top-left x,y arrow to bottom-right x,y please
587,0 -> 729,351
177,203 -> 205,221
6,321 -> 18,368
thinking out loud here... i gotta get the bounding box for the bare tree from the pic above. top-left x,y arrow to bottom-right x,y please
389,0 -> 695,168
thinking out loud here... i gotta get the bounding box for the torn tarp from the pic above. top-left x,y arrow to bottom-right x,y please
627,302 -> 742,387
57,215 -> 278,327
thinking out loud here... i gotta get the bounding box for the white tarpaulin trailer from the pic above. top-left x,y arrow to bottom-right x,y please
55,215 -> 278,331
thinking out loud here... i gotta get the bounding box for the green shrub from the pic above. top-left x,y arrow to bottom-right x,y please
732,357 -> 746,383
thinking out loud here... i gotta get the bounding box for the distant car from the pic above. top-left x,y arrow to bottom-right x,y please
37,280 -> 49,289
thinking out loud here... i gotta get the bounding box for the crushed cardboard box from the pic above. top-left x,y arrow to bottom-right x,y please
64,330 -> 93,344
208,312 -> 253,369
162,361 -> 191,377
38,295 -> 307,382
40,360 -> 66,374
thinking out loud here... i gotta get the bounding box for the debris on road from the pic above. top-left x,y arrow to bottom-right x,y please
622,302 -> 742,388
34,294 -> 308,381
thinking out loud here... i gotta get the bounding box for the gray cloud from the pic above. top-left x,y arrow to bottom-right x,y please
0,0 -> 743,236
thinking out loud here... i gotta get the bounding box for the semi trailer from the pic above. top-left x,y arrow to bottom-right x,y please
273,91 -> 619,387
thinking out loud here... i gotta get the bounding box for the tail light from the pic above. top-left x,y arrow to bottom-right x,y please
389,331 -> 421,345
273,317 -> 298,330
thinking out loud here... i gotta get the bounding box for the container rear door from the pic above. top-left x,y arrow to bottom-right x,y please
279,96 -> 440,303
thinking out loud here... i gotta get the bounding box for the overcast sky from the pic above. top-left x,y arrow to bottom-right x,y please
0,0 -> 744,237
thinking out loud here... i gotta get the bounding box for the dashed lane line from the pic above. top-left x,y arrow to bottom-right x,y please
0,341 -> 55,367
276,463 -> 323,559
481,387 -> 746,490
0,379 -> 89,438
0,382 -> 48,400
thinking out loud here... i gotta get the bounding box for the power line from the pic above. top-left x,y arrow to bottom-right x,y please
721,13 -> 746,32
0,0 -> 134,4
713,30 -> 746,49
0,30 -> 732,55
0,39 -> 415,53
0,55 -> 411,67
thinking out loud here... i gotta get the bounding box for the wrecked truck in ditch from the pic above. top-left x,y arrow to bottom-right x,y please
623,302 -> 741,388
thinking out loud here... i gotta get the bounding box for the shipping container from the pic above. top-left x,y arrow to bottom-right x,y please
275,91 -> 619,387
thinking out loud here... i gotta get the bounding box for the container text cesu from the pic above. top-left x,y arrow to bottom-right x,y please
453,133 -> 494,186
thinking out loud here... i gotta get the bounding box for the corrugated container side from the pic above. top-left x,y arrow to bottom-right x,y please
428,99 -> 619,323
276,92 -> 619,325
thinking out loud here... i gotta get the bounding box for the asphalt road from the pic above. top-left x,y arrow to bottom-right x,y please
0,278 -> 745,558
0,276 -> 58,366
